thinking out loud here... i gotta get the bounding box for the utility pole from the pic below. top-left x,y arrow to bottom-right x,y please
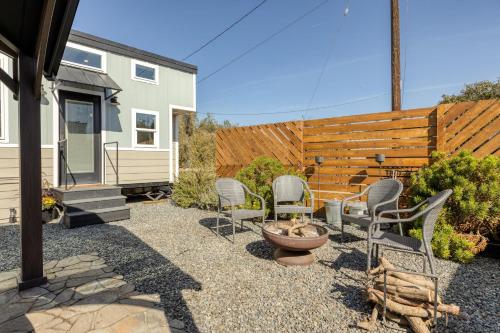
391,0 -> 401,111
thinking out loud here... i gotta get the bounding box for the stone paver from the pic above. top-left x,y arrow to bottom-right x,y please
0,254 -> 181,333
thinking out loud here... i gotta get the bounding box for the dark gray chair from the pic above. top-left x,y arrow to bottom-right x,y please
341,179 -> 404,243
367,189 -> 453,274
215,178 -> 265,242
272,175 -> 314,222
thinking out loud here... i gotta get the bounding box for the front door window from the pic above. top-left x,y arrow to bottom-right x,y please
66,100 -> 95,174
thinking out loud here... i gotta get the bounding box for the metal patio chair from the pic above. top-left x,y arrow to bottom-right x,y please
341,179 -> 403,243
215,178 -> 265,242
272,175 -> 314,222
367,189 -> 453,274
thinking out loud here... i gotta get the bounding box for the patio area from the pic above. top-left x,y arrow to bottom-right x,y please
0,201 -> 498,332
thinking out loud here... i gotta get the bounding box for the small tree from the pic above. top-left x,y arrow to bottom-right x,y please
235,157 -> 305,216
172,114 -> 234,209
440,80 -> 500,103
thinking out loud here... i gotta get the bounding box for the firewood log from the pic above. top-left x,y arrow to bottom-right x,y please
405,316 -> 431,333
385,311 -> 409,326
379,257 -> 436,290
367,288 -> 431,318
356,305 -> 380,331
374,275 -> 429,292
374,282 -> 436,302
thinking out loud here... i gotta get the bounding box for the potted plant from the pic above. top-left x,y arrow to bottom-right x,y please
42,194 -> 56,223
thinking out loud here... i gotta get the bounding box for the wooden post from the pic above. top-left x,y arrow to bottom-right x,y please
18,52 -> 46,290
391,0 -> 401,111
435,104 -> 447,153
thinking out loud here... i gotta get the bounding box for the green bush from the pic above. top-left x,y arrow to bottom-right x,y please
409,150 -> 500,240
172,168 -> 217,210
235,157 -> 305,216
409,221 -> 474,263
440,80 -> 500,103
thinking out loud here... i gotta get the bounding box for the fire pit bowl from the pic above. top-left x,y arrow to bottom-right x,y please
262,221 -> 329,266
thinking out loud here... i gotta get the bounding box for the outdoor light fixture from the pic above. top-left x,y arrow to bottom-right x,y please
9,208 -> 16,224
375,153 -> 385,176
110,96 -> 120,106
315,156 -> 324,218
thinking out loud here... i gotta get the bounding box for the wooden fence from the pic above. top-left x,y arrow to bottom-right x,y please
216,100 -> 499,209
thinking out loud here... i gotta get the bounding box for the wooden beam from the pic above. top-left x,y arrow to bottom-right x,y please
391,0 -> 401,111
17,52 -> 46,291
0,33 -> 19,58
0,67 -> 18,95
34,0 -> 56,98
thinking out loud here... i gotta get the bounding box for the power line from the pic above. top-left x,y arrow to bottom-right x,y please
197,93 -> 388,116
183,0 -> 269,61
197,0 -> 332,84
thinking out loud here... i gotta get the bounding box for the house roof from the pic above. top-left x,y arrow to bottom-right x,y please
69,30 -> 198,75
0,0 -> 79,78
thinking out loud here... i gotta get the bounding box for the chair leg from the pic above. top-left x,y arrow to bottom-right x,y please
427,252 -> 436,275
301,213 -> 304,223
262,215 -> 265,225
340,221 -> 344,243
310,212 -> 314,222
274,211 -> 277,222
232,218 -> 236,243
216,211 -> 220,237
367,241 -> 373,272
240,219 -> 243,230
398,222 -> 403,236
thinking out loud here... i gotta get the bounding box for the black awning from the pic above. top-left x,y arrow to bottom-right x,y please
56,65 -> 122,92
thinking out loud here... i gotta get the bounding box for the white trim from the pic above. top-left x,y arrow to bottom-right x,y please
130,59 -> 159,85
132,108 -> 160,149
168,104 -> 197,182
0,54 -> 9,143
193,74 -> 197,111
0,143 -> 54,149
61,42 -> 107,73
51,85 -> 106,185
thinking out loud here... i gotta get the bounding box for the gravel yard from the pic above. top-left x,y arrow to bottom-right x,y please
0,201 -> 498,333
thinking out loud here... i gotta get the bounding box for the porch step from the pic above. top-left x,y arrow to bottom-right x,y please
63,195 -> 127,213
63,206 -> 130,228
52,186 -> 122,202
51,185 -> 130,228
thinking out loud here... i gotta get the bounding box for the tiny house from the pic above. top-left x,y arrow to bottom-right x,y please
0,30 -> 197,225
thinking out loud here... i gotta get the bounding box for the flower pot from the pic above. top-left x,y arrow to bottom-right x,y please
42,210 -> 53,224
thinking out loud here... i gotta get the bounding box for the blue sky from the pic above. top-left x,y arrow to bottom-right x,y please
73,0 -> 500,125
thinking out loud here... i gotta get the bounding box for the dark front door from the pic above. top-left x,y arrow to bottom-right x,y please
59,91 -> 101,186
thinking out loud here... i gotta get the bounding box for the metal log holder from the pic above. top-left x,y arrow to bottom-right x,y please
379,248 -> 442,331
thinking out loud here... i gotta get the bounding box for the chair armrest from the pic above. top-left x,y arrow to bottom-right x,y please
341,186 -> 370,212
302,180 -> 314,209
248,191 -> 265,210
376,199 -> 428,219
373,208 -> 428,225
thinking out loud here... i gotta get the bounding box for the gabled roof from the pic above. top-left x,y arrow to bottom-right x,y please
69,30 -> 198,74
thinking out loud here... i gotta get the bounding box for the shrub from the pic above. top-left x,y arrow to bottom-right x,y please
440,80 -> 500,104
172,169 -> 217,210
235,157 -> 305,216
409,221 -> 474,263
409,150 -> 500,240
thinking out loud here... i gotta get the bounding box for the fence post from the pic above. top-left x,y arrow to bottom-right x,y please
435,104 -> 447,153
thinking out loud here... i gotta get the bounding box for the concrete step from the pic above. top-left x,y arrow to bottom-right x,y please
52,186 -> 122,202
63,195 -> 127,213
63,206 -> 130,228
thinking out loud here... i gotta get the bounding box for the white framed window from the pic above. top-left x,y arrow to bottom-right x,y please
0,54 -> 8,143
61,42 -> 107,72
131,59 -> 159,85
132,109 -> 159,149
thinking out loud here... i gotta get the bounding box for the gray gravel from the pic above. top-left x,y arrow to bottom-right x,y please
0,201 -> 498,332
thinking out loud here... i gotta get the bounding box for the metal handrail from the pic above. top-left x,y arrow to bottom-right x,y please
104,141 -> 119,186
57,139 -> 72,190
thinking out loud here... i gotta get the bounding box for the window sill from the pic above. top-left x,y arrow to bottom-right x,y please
131,76 -> 159,85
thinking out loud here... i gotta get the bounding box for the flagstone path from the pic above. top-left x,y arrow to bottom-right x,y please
0,253 -> 185,333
